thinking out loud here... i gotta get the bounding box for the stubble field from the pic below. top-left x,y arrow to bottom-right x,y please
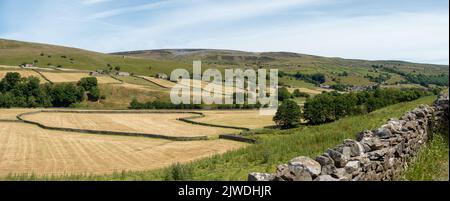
0,122 -> 246,177
39,72 -> 121,84
20,111 -> 238,138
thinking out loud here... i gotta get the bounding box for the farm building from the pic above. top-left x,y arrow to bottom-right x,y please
319,84 -> 331,89
89,71 -> 102,76
156,73 -> 168,79
116,71 -> 130,76
20,64 -> 34,68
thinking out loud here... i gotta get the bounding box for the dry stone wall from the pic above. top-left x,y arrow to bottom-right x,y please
249,94 -> 449,181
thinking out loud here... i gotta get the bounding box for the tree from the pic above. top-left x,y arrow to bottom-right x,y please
77,77 -> 98,91
311,73 -> 326,84
0,72 -> 21,92
49,83 -> 85,107
88,86 -> 100,101
292,89 -> 310,98
273,99 -> 301,129
115,66 -> 121,71
0,92 -> 14,108
278,87 -> 292,101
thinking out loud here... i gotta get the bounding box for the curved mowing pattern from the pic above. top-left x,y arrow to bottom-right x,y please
17,110 -> 219,141
0,122 -> 247,177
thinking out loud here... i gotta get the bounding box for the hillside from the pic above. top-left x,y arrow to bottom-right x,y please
1,39 -> 448,88
114,49 -> 449,88
0,39 -> 186,76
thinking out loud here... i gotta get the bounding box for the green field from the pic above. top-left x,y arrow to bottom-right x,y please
3,95 -> 438,181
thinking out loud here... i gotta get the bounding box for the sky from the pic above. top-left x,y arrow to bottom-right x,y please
0,0 -> 448,65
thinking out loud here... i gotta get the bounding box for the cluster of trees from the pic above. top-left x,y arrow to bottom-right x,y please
278,87 -> 310,101
364,73 -> 391,84
292,89 -> 310,98
0,72 -> 92,108
403,73 -> 448,87
129,98 -> 266,110
77,77 -> 101,101
273,100 -> 301,129
302,88 -> 429,125
293,72 -> 326,85
381,67 -> 449,87
278,71 -> 327,86
337,71 -> 349,77
129,98 -> 204,109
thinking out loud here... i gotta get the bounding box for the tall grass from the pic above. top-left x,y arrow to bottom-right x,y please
2,96 -> 438,181
401,134 -> 449,181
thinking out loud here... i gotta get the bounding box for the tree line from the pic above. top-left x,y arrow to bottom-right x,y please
129,96 -> 267,110
302,87 -> 430,125
381,67 -> 448,87
0,72 -> 100,108
273,87 -> 430,128
279,71 -> 326,86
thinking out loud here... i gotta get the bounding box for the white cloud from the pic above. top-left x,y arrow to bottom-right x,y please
89,1 -> 169,19
1,0 -> 448,65
81,0 -> 112,5
177,11 -> 449,64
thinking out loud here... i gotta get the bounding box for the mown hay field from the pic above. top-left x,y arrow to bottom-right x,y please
0,70 -> 48,82
287,87 -> 332,95
0,109 -> 38,120
194,110 -> 275,129
40,72 -> 120,84
20,112 -> 238,138
0,122 -> 246,177
139,76 -> 243,95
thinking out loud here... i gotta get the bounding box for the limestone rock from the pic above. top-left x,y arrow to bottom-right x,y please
326,149 -> 348,168
344,161 -> 360,174
289,156 -> 321,177
373,127 -> 392,139
343,139 -> 365,157
315,154 -> 336,175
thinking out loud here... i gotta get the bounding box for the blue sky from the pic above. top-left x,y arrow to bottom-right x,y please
0,0 -> 448,64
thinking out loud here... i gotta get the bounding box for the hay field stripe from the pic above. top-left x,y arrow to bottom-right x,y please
16,110 -> 238,140
0,122 -> 246,176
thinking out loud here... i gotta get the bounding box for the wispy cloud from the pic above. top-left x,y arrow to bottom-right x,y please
89,0 -> 170,19
0,0 -> 448,64
81,0 -> 113,5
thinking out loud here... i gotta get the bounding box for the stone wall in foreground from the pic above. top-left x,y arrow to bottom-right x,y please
249,94 -> 449,181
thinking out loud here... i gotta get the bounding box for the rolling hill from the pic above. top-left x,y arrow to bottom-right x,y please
1,38 -> 448,88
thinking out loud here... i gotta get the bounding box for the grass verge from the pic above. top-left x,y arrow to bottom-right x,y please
400,134 -> 449,181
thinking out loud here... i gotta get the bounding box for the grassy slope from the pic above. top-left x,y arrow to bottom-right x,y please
4,95 -> 437,181
2,39 -> 448,88
115,49 -> 449,87
72,83 -> 170,110
0,39 -> 188,76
